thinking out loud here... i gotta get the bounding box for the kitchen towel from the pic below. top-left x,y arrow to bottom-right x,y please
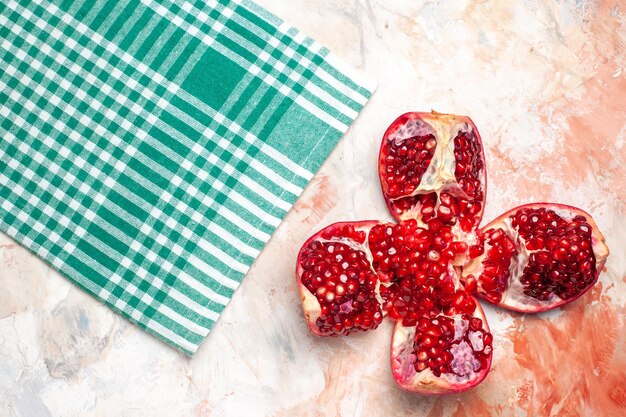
0,0 -> 374,354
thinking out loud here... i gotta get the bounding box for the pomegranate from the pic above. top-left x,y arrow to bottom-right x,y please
391,300 -> 492,394
295,111 -> 609,395
296,221 -> 387,336
461,203 -> 609,312
378,112 -> 486,236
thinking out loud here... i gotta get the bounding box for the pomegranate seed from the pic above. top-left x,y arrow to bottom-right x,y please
451,241 -> 468,253
469,244 -> 484,259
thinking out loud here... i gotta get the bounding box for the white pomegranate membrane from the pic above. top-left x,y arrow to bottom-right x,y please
296,111 -> 609,395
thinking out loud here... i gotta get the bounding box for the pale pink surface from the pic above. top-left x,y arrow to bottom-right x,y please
1,1 -> 625,416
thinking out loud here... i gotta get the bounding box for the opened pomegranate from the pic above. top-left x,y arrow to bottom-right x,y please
295,111 -> 609,395
391,300 -> 492,394
461,203 -> 609,312
297,221 -> 387,336
379,112 -> 486,236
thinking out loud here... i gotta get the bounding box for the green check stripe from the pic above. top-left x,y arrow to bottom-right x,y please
0,0 -> 374,354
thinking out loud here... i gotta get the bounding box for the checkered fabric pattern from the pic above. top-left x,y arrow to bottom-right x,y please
0,0 -> 373,354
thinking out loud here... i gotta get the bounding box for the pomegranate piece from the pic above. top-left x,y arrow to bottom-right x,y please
391,297 -> 492,394
368,219 -> 474,326
378,112 -> 486,236
296,221 -> 387,336
461,203 -> 609,312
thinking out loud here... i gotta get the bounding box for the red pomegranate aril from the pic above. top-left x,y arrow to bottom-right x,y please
382,134 -> 437,199
451,241 -> 469,253
469,244 -> 484,258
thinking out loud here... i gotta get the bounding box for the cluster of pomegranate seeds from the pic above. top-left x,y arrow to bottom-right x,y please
318,223 -> 366,244
299,224 -> 383,336
454,132 -> 484,199
368,219 -> 438,281
413,315 -> 492,377
450,131 -> 485,232
382,135 -> 437,198
467,228 -> 516,303
511,208 -> 597,301
367,219 -> 473,326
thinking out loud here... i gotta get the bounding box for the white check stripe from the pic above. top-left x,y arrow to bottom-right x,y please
238,175 -> 292,212
206,222 -> 260,258
306,82 -> 359,120
249,159 -> 304,196
146,319 -> 198,352
196,237 -> 249,274
198,188 -> 270,241
148,265 -> 228,312
313,64 -> 369,106
157,303 -> 211,336
227,187 -> 282,227
177,270 -> 230,305
165,288 -> 219,322
295,94 -> 348,133
188,254 -> 240,290
258,142 -> 314,181
213,203 -> 270,242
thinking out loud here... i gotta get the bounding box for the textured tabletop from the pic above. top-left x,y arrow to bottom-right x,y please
1,1 -> 625,416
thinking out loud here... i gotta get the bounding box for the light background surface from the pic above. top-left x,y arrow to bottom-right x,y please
1,0 -> 625,416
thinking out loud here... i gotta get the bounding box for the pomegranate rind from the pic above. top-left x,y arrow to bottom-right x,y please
296,221 -> 388,336
390,299 -> 492,394
378,111 -> 487,234
463,203 -> 609,313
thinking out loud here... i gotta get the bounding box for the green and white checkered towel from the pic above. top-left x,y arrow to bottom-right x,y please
0,0 -> 373,354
